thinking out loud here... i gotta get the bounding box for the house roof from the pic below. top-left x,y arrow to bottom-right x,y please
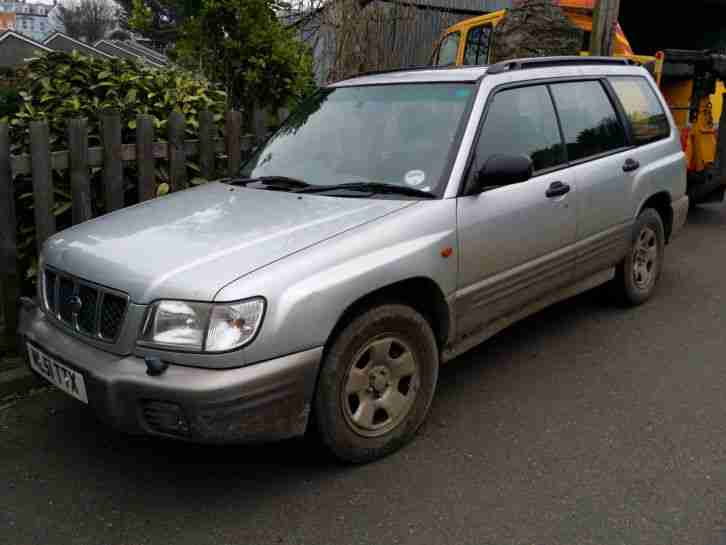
109,40 -> 167,65
0,29 -> 52,51
43,32 -> 113,58
94,39 -> 165,67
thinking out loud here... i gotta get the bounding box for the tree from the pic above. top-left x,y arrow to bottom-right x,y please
492,0 -> 582,63
174,0 -> 314,117
54,0 -> 118,44
119,0 -> 202,45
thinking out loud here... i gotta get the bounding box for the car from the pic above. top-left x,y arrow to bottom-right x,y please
19,57 -> 688,463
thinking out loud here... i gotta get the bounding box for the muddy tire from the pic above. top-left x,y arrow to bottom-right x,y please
314,304 -> 439,463
613,208 -> 665,306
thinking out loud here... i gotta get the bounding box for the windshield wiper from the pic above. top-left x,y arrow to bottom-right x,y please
296,182 -> 436,199
224,176 -> 311,190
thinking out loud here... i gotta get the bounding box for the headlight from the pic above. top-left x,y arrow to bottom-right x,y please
140,298 -> 265,352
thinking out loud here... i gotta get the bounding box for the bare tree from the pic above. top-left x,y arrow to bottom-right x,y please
54,0 -> 118,43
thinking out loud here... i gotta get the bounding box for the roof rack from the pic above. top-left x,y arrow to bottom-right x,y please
487,56 -> 638,75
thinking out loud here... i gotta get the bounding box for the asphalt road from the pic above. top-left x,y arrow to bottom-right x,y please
3,204 -> 726,545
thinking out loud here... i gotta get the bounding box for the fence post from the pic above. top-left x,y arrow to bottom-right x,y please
68,118 -> 92,225
101,110 -> 124,212
136,114 -> 155,202
225,110 -> 242,177
0,123 -> 19,349
29,120 -> 55,253
168,111 -> 187,192
198,110 -> 215,181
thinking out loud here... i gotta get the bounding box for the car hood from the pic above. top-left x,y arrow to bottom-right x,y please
43,182 -> 414,303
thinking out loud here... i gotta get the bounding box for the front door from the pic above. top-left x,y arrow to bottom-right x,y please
456,84 -> 578,341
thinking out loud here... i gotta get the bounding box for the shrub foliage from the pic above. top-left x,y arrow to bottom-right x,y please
4,51 -> 229,291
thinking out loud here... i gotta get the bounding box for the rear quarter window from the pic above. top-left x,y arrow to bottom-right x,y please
550,80 -> 628,162
610,77 -> 671,145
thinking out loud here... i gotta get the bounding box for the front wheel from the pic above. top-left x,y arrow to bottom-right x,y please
314,304 -> 439,463
613,208 -> 665,306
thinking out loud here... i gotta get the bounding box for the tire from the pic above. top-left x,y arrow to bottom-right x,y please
613,208 -> 665,306
314,304 -> 439,463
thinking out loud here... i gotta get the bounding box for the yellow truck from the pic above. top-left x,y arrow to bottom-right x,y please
432,6 -> 726,204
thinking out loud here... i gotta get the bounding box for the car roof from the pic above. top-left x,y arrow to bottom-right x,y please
330,66 -> 489,87
330,58 -> 646,88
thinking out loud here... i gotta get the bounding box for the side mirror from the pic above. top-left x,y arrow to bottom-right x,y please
468,154 -> 534,195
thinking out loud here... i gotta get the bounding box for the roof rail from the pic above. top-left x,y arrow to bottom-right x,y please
487,56 -> 638,75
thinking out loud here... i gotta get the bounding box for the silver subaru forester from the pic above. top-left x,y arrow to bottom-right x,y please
19,58 -> 689,462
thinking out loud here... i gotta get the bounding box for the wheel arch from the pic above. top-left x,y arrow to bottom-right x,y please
639,191 -> 673,243
325,277 -> 452,355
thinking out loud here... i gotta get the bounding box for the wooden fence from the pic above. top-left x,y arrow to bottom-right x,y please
0,109 -> 259,350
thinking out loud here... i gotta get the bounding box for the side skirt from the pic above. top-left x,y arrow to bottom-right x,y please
441,267 -> 615,364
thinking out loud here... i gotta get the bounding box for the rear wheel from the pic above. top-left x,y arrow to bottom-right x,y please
613,208 -> 665,306
314,304 -> 438,463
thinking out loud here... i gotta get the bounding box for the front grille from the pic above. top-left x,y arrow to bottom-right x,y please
100,294 -> 127,340
43,268 -> 129,342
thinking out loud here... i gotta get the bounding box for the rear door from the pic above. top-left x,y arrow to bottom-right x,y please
456,84 -> 577,341
549,80 -> 634,280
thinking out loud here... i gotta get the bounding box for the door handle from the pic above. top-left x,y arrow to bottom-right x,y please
623,158 -> 640,172
546,181 -> 571,198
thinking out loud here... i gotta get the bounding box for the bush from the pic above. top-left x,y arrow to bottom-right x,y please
5,51 -> 229,293
6,50 -> 227,153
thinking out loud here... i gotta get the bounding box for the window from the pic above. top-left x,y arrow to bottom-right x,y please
463,25 -> 492,66
550,81 -> 627,162
242,83 -> 474,195
475,85 -> 566,175
435,32 -> 460,66
610,77 -> 670,145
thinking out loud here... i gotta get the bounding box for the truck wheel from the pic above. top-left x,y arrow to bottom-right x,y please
614,208 -> 665,306
314,304 -> 439,463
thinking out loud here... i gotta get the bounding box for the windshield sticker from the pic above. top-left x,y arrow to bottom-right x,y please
405,170 -> 426,186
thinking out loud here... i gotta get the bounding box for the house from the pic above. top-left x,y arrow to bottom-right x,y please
43,32 -> 112,59
0,1 -> 58,42
0,29 -> 50,68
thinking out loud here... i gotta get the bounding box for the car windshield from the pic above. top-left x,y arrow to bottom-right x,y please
240,83 -> 475,196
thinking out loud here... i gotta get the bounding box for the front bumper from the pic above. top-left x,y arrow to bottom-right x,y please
18,302 -> 322,443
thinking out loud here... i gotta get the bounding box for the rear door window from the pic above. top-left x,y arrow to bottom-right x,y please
475,85 -> 566,174
550,81 -> 628,162
463,25 -> 492,65
435,32 -> 460,66
610,77 -> 671,145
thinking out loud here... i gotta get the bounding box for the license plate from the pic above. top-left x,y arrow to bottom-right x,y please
27,343 -> 88,404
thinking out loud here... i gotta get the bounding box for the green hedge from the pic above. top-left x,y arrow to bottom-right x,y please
5,51 -> 230,293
